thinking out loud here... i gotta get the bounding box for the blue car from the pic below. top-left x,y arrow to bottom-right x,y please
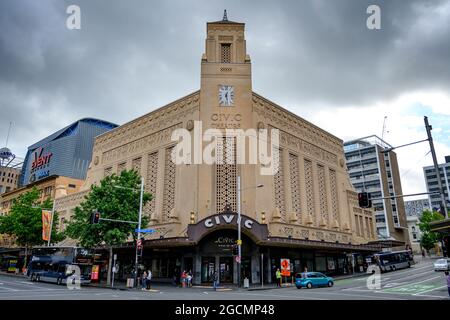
295,272 -> 334,289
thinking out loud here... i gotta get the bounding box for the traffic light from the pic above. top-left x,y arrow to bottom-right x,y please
232,244 -> 239,256
358,192 -> 372,208
91,210 -> 100,224
137,238 -> 144,256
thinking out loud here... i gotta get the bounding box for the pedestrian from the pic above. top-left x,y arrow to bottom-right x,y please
275,268 -> 281,287
213,271 -> 219,291
182,270 -> 189,288
146,270 -> 152,290
422,249 -> 425,258
141,270 -> 148,290
445,271 -> 450,298
187,270 -> 193,287
302,267 -> 308,278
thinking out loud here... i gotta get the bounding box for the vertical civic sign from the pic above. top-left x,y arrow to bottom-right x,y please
280,258 -> 290,276
42,210 -> 52,241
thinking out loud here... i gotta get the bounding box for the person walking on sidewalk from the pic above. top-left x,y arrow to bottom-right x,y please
445,271 -> 450,298
275,268 -> 281,287
213,271 -> 219,291
146,270 -> 152,290
141,271 -> 148,290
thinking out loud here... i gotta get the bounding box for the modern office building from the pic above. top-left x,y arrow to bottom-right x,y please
55,13 -> 386,285
344,135 -> 409,244
19,118 -> 118,187
423,156 -> 450,213
404,199 -> 431,217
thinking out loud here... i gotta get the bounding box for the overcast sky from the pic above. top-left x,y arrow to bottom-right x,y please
1,0 -> 449,198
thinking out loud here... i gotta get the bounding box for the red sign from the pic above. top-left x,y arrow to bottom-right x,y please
91,265 -> 99,281
31,147 -> 53,171
281,258 -> 291,276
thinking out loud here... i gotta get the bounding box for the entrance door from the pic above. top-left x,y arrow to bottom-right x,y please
219,257 -> 233,283
201,257 -> 215,283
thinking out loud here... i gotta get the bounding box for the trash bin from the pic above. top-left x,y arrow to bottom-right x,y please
127,278 -> 135,288
243,278 -> 249,288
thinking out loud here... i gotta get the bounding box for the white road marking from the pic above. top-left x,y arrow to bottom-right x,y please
413,285 -> 447,295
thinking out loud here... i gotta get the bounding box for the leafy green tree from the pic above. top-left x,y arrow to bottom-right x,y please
0,187 -> 64,269
65,169 -> 151,285
418,210 -> 444,252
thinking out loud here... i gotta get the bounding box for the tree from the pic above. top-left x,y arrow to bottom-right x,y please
65,169 -> 151,285
418,210 -> 444,252
0,187 -> 64,270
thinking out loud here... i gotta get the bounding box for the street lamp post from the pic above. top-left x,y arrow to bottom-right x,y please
134,176 -> 144,288
236,176 -> 263,288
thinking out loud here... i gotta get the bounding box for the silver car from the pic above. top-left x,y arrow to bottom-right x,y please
433,258 -> 450,271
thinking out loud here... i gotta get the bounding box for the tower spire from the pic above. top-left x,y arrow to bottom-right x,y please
223,9 -> 228,21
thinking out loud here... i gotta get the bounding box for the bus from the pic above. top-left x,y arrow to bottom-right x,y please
27,246 -> 93,285
371,250 -> 413,273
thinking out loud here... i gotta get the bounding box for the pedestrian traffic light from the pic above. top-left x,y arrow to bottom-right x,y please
358,192 -> 372,208
91,210 -> 100,224
232,244 -> 239,255
137,245 -> 143,257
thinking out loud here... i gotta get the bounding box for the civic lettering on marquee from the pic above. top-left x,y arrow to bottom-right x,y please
204,214 -> 254,229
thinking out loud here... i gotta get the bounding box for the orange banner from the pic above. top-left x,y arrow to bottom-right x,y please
42,210 -> 52,241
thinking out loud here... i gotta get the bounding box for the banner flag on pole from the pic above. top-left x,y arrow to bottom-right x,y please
42,210 -> 52,241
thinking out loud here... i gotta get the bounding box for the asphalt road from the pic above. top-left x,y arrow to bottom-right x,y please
0,258 -> 448,300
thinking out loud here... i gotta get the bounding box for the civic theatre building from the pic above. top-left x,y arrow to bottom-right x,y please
57,14 -> 384,285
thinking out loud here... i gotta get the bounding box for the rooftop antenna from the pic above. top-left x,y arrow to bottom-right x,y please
5,121 -> 12,147
381,116 -> 389,147
223,9 -> 228,21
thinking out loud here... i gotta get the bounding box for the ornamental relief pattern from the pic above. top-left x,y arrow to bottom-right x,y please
289,153 -> 301,221
275,128 -> 338,167
304,159 -> 315,217
144,152 -> 158,218
274,149 -> 286,221
329,169 -> 339,222
317,164 -> 328,224
273,224 -> 351,243
101,123 -> 183,164
216,137 -> 237,213
252,94 -> 342,155
93,92 -> 199,153
162,147 -> 176,222
55,190 -> 90,210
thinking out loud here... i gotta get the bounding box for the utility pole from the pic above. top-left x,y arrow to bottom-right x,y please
237,176 -> 242,288
424,116 -> 448,219
134,176 -> 144,288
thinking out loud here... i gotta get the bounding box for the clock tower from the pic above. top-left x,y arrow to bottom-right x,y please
198,11 -> 256,218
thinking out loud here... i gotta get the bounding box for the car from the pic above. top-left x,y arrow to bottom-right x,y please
433,258 -> 450,271
295,272 -> 334,289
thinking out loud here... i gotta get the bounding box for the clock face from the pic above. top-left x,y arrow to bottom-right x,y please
219,85 -> 234,106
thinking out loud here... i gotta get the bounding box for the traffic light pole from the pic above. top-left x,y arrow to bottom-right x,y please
134,176 -> 144,288
424,116 -> 449,219
237,176 -> 242,288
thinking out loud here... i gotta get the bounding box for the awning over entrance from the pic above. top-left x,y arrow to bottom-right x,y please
430,219 -> 450,235
263,237 -> 381,252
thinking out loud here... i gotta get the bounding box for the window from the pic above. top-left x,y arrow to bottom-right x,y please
68,184 -> 76,188
221,44 -> 231,63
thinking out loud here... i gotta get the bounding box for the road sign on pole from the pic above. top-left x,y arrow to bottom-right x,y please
135,229 -> 156,233
281,258 -> 290,276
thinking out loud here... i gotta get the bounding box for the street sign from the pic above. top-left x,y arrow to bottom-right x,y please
135,229 -> 156,233
236,240 -> 242,245
280,258 -> 291,276
235,256 -> 241,263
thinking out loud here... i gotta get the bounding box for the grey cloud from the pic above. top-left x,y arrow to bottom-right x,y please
0,0 -> 449,157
